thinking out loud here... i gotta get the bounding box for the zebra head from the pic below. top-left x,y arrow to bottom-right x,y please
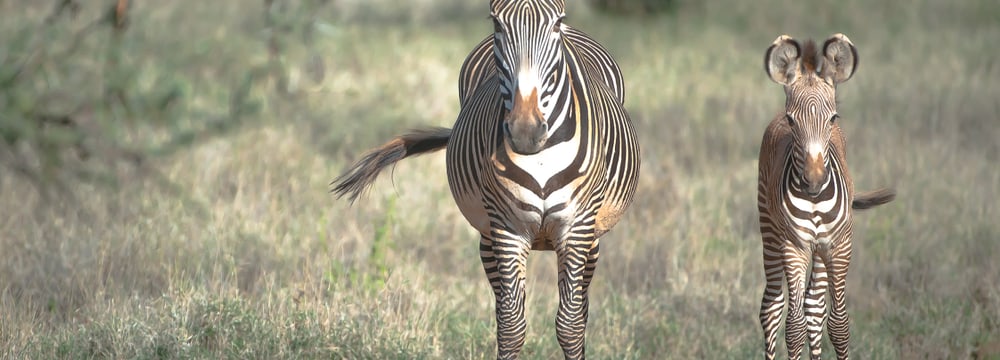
765,34 -> 858,196
490,0 -> 568,155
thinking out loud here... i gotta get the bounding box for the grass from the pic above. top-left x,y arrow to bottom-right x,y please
2,0 -> 999,358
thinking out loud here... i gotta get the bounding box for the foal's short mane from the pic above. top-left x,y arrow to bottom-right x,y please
800,39 -> 818,73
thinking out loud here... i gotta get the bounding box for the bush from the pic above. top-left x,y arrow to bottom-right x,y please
0,1 -> 278,198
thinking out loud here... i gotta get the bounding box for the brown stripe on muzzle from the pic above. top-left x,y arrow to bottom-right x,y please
804,151 -> 827,196
504,87 -> 549,154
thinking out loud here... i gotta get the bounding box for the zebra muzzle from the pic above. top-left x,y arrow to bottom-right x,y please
504,88 -> 549,155
804,155 -> 828,196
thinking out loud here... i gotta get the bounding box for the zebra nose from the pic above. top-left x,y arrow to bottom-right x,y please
805,168 -> 827,196
803,151 -> 827,196
505,87 -> 548,155
505,116 -> 548,155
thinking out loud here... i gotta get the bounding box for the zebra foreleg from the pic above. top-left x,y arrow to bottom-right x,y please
554,233 -> 598,360
806,251 -> 829,360
822,239 -> 853,360
783,246 -> 811,359
759,236 -> 786,360
481,233 -> 530,360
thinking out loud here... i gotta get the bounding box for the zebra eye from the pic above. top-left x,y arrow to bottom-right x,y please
830,114 -> 839,124
490,15 -> 504,34
552,16 -> 564,33
785,114 -> 795,127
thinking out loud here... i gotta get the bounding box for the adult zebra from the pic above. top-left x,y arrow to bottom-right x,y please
331,1 -> 639,359
757,33 -> 895,360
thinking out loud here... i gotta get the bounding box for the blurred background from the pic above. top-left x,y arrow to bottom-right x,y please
1,0 -> 998,358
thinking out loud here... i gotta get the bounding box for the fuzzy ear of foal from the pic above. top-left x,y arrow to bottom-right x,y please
764,35 -> 801,85
822,33 -> 858,84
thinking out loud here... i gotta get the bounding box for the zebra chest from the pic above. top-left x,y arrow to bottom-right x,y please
509,140 -> 582,188
495,135 -> 586,197
492,140 -> 589,241
776,155 -> 850,246
782,193 -> 846,245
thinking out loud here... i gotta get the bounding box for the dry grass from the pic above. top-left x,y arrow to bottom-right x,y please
1,0 -> 998,359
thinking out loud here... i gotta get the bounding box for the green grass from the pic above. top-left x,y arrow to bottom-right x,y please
2,0 -> 999,359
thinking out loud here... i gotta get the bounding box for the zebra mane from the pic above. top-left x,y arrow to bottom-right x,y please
800,39 -> 819,74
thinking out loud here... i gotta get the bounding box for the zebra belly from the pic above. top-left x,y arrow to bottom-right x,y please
535,186 -> 580,250
478,174 -> 581,250
450,187 -> 491,236
448,165 -> 581,249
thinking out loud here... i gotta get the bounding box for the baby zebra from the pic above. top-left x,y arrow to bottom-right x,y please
756,33 -> 895,360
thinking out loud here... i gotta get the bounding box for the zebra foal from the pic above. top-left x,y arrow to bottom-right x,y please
757,34 -> 895,360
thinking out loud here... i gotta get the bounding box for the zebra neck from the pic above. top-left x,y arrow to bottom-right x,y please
542,71 -> 576,146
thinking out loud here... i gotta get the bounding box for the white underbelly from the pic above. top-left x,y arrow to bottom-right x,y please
507,181 -> 578,241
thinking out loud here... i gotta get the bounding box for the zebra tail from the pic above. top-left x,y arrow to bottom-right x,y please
852,187 -> 896,210
331,127 -> 451,203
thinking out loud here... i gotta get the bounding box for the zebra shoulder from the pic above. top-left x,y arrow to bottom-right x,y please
562,26 -> 626,103
458,35 -> 497,108
758,113 -> 793,181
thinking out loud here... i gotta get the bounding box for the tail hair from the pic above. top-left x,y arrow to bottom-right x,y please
852,187 -> 896,210
331,127 -> 451,203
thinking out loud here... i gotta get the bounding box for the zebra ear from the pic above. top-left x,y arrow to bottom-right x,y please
764,35 -> 801,85
821,33 -> 858,84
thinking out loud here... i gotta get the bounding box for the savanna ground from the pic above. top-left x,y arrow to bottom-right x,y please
1,0 -> 998,358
